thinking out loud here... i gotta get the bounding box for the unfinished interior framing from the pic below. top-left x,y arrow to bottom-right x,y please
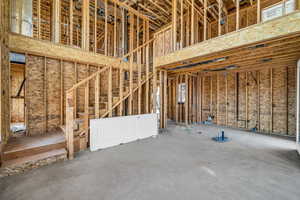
0,0 -> 300,175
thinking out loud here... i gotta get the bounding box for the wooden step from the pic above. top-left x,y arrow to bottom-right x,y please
0,148 -> 67,177
3,132 -> 66,161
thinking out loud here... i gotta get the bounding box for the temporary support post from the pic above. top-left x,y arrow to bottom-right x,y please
175,75 -> 179,123
108,66 -> 113,117
160,71 -> 164,128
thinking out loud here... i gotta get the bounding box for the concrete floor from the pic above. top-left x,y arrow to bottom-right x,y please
1,123 -> 300,200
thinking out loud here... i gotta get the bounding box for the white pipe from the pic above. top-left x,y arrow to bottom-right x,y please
297,59 -> 300,154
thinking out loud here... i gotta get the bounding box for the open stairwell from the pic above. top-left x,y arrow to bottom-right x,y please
62,39 -> 157,159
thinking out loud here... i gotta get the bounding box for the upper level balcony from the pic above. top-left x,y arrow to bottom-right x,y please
153,0 -> 300,69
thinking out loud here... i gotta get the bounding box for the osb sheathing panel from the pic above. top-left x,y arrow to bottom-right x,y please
259,68 -> 271,133
272,67 -> 288,134
26,56 -> 46,135
202,76 -> 211,121
63,61 -> 75,122
46,58 -> 61,132
11,65 -> 25,123
155,11 -> 300,67
211,76 -> 218,123
217,74 -> 226,126
77,63 -> 89,113
287,66 -> 296,135
247,71 -> 258,130
237,72 -> 247,129
227,73 -> 236,127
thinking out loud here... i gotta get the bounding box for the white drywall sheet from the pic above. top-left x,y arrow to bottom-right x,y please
90,114 -> 158,151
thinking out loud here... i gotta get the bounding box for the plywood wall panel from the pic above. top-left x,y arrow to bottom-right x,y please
272,67 -> 288,134
46,58 -> 61,132
259,68 -> 271,133
202,76 -> 211,121
287,65 -> 296,136
237,72 -> 247,129
11,64 -> 25,123
217,73 -> 226,126
227,73 -> 236,127
247,71 -> 258,130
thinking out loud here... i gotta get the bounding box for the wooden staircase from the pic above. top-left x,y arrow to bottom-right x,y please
63,39 -> 157,159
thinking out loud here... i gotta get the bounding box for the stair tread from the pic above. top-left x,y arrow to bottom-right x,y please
2,148 -> 67,168
4,132 -> 65,154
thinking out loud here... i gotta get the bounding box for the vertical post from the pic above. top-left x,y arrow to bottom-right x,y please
83,82 -> 89,150
153,42 -> 158,114
257,0 -> 261,23
236,0 -> 240,30
108,66 -> 113,117
114,2 -> 117,57
180,0 -> 184,49
146,42 -> 150,113
104,0 -> 108,56
60,60 -> 64,125
296,59 -> 300,154
70,0 -> 73,45
172,0 -> 177,51
129,52 -> 133,115
95,73 -> 100,118
44,57 -> 47,133
119,61 -> 124,116
159,71 -> 163,128
218,0 -> 222,36
185,74 -> 189,125
164,71 -> 168,128
175,75 -> 179,123
138,49 -> 142,114
66,92 -> 74,160
52,0 -> 60,43
94,0 -> 97,52
270,68 -> 273,133
37,0 -> 41,39
191,0 -> 195,44
204,0 -> 207,41
82,0 -> 90,50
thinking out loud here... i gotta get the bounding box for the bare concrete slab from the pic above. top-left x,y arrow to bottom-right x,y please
1,123 -> 300,200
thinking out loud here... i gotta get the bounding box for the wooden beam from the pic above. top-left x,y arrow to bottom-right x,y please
69,0 -> 73,45
110,0 -> 149,21
108,66 -> 113,117
37,0 -> 41,39
236,0 -> 240,30
185,74 -> 189,125
204,0 -> 207,40
164,71 -> 168,128
94,0 -> 98,53
83,81 -> 89,149
95,73 -> 100,118
180,0 -> 184,49
82,0 -> 90,51
105,0 -> 108,56
114,2 -> 117,57
44,57 -> 47,133
218,0 -> 222,36
191,0 -> 195,44
60,59 -> 64,125
172,0 -> 177,51
257,0 -> 261,23
52,0 -> 60,43
175,75 -> 179,123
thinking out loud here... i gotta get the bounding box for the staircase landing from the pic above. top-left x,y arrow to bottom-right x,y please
0,131 -> 67,178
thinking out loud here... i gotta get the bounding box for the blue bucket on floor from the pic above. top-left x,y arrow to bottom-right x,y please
212,130 -> 230,143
